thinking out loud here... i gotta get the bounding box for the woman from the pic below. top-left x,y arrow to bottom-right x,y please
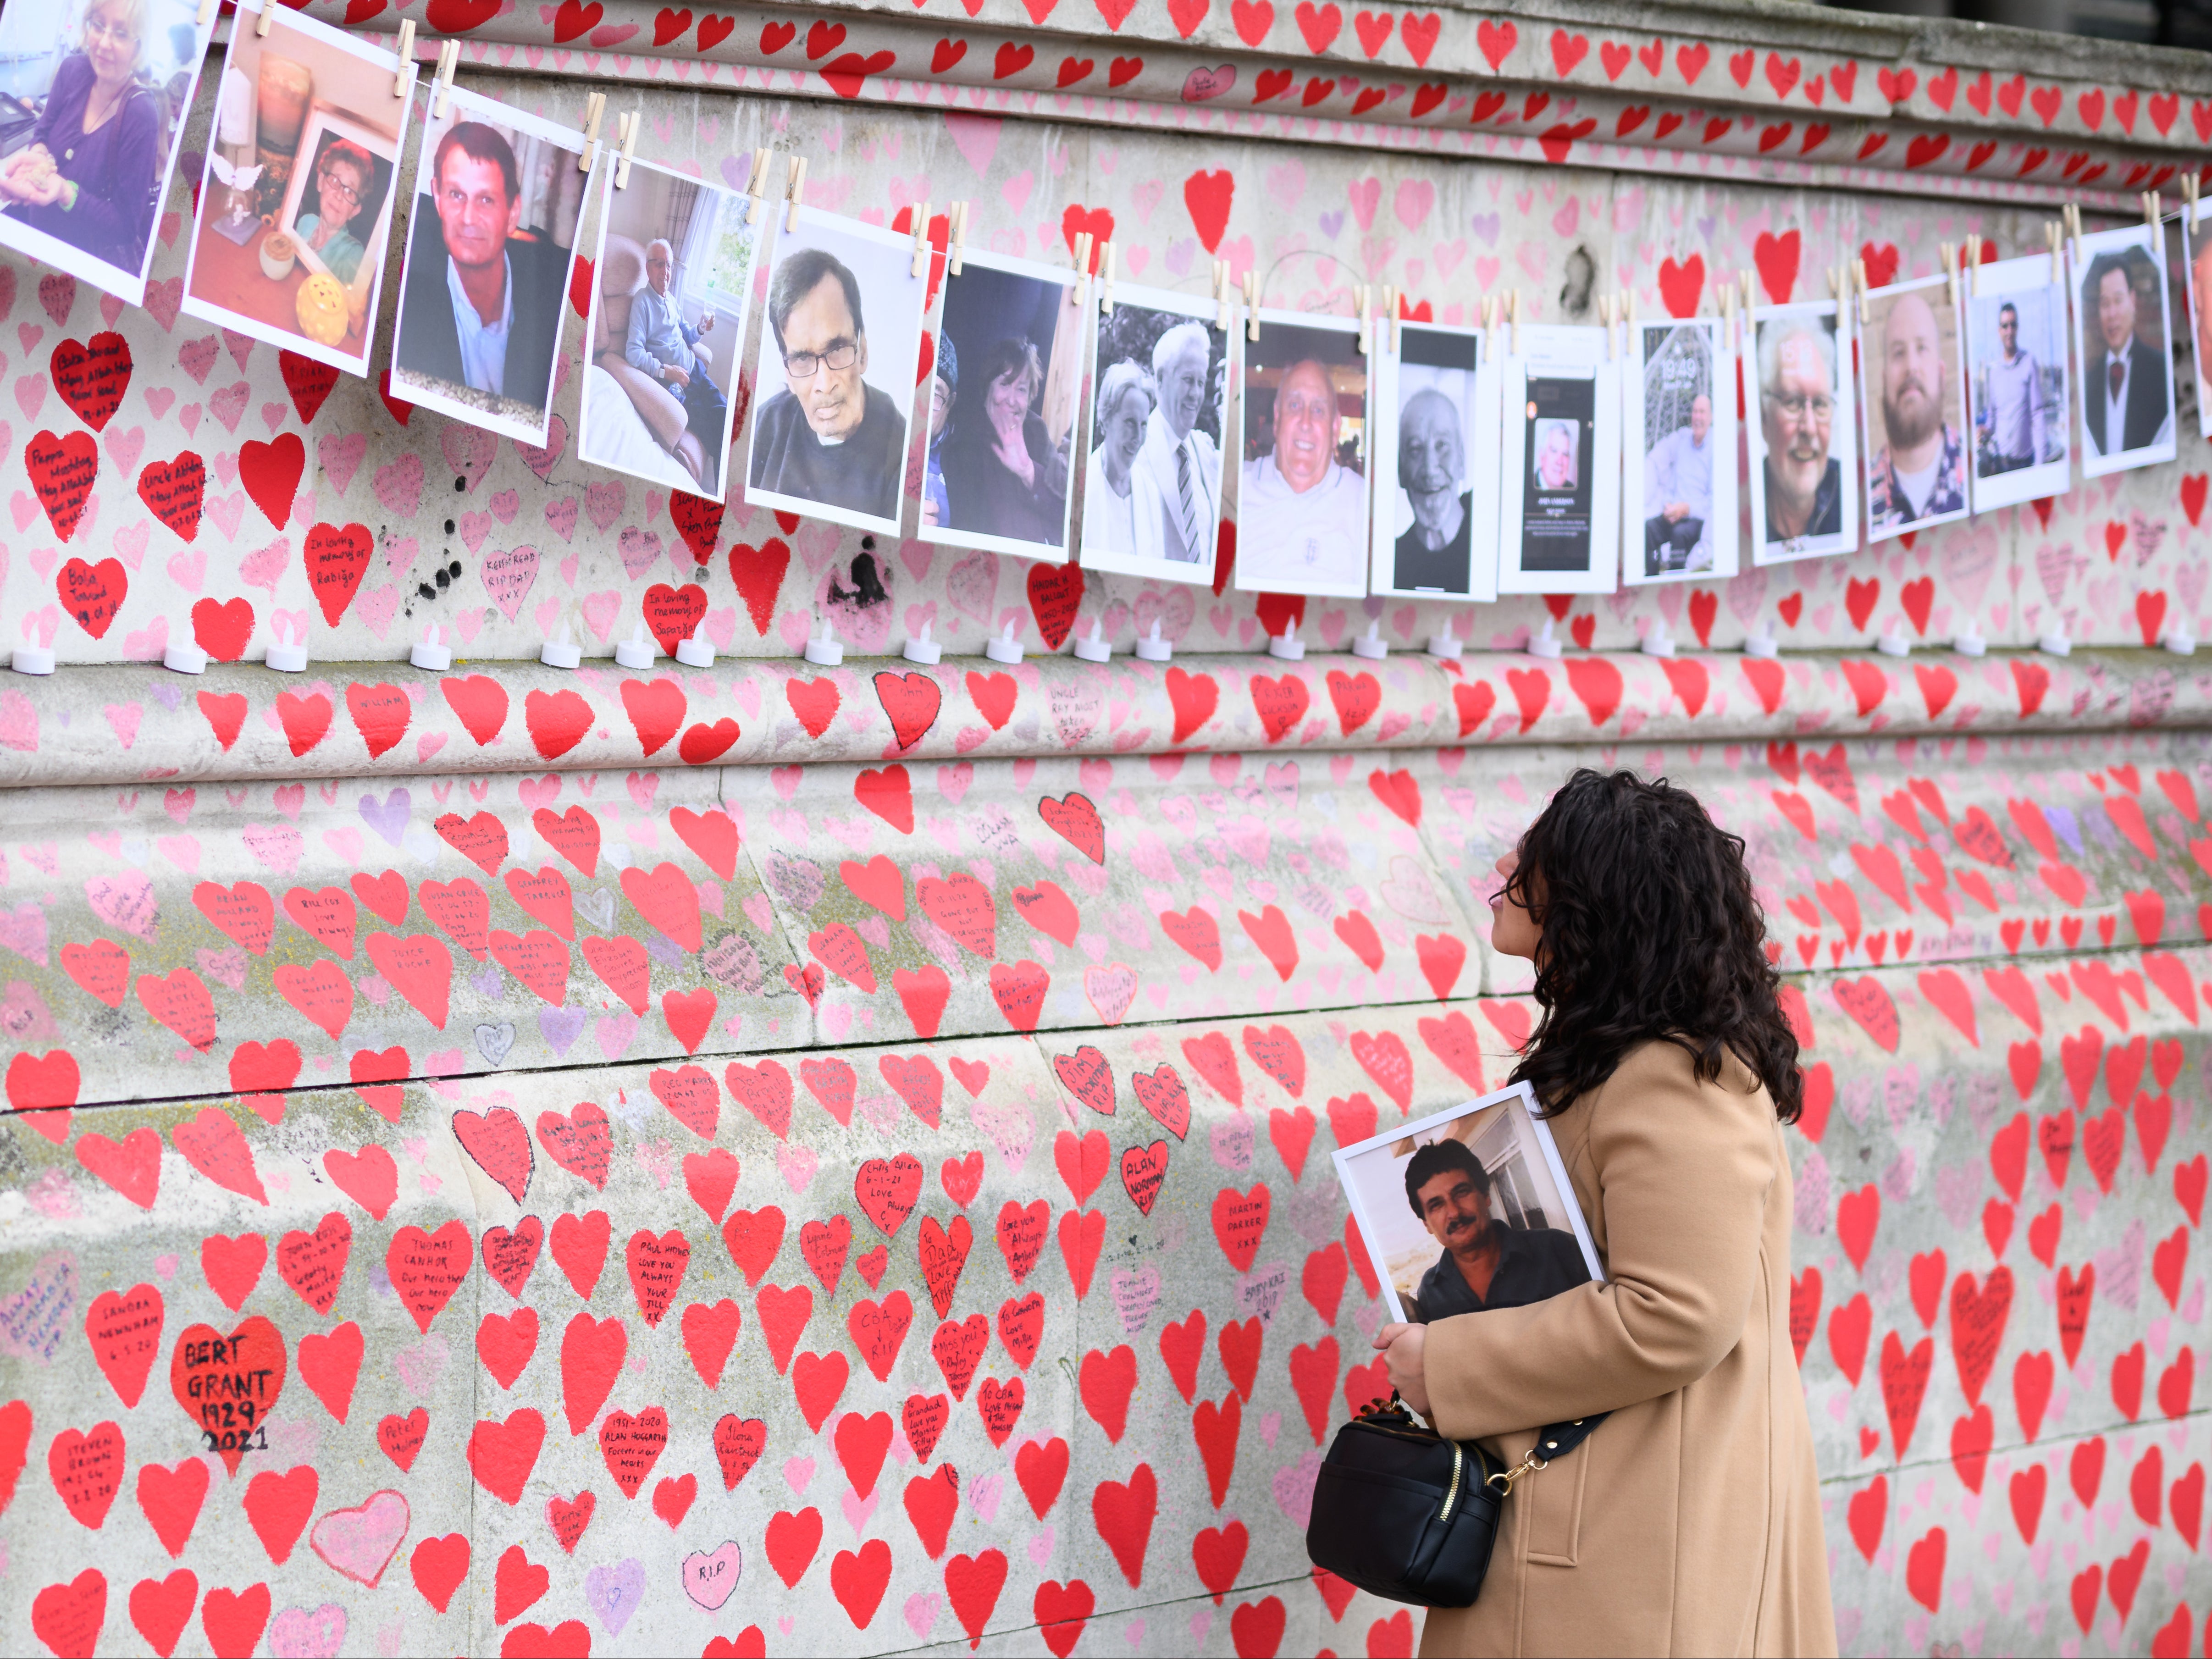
293,139 -> 374,285
942,336 -> 1070,545
1080,359 -> 1162,562
1375,770 -> 1835,1657
0,0 -> 162,275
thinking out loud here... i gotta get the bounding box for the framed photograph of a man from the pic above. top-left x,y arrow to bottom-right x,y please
1234,311 -> 1371,598
1747,302 -> 1859,565
389,85 -> 587,444
578,156 -> 750,501
1624,317 -> 1736,585
1497,325 -> 1620,596
745,207 -> 926,537
0,0 -> 215,307
1077,285 -> 1229,585
923,249 -> 1083,562
2184,213 -> 2212,444
1368,321 -> 1500,602
1963,254 -> 2070,513
181,3 -> 412,377
2074,222 -> 2176,478
1858,274 -> 1969,544
1332,1081 -> 1603,1327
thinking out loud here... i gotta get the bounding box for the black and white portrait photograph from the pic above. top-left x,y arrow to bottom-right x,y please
1368,320 -> 1499,601
1498,324 -> 1619,596
579,155 -> 751,501
0,0 -> 214,305
1624,317 -> 1736,585
2074,221 -> 2176,478
745,206 -> 925,537
1076,285 -> 1228,585
1858,274 -> 1969,544
1234,310 -> 1370,598
1332,1082 -> 1602,1327
1963,254 -> 2070,513
1748,303 -> 1859,566
389,85 -> 587,445
923,249 -> 1082,561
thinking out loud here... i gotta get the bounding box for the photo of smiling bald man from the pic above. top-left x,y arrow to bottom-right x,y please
1234,313 -> 1370,598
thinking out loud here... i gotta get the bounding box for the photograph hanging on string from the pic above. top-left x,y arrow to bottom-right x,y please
2072,221 -> 2176,478
1497,324 -> 1619,596
1234,310 -> 1370,599
1747,301 -> 1859,566
922,248 -> 1083,563
1333,1082 -> 1604,1328
744,205 -> 927,538
180,0 -> 412,376
388,83 -> 589,445
1623,315 -> 1736,585
1076,282 -> 1230,587
0,0 -> 217,306
2180,209 -> 2212,446
1858,273 -> 1970,544
577,155 -> 753,502
1963,253 -> 2072,514
1368,319 -> 1500,602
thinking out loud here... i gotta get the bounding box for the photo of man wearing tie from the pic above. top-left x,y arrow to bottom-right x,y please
1078,295 -> 1229,584
2078,239 -> 2174,471
1132,321 -> 1225,566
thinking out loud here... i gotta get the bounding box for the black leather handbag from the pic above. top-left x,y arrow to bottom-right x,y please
1305,1394 -> 1605,1608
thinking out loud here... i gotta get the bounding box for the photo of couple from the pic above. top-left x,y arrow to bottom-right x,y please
1078,290 -> 1228,585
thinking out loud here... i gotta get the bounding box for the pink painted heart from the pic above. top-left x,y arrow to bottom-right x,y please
308,1488 -> 411,1586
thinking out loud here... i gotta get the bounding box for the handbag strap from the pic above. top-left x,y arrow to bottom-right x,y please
1486,1411 -> 1608,1498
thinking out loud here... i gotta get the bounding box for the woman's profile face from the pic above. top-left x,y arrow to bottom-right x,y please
986,366 -> 1030,426
1489,844 -> 1543,959
317,160 -> 366,232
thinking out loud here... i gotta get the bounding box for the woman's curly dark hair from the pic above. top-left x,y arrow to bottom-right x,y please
1503,768 -> 1802,1122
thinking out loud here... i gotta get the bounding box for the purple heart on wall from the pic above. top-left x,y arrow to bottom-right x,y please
539,1004 -> 587,1058
585,1558 -> 647,1637
357,789 -> 412,846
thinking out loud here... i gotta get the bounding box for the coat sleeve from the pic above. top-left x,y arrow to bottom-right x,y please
1421,1042 -> 1777,1440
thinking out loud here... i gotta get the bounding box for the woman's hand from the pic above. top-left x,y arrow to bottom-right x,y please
1373,1322 -> 1431,1418
991,417 -> 1034,488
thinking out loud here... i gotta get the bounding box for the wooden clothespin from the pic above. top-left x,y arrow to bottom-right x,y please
257,0 -> 274,38
1847,260 -> 1867,322
1379,285 -> 1399,354
949,201 -> 970,276
1242,272 -> 1259,342
2063,202 -> 2083,262
1212,260 -> 1231,332
1738,269 -> 1755,318
1939,242 -> 1958,307
576,91 -> 605,169
2143,189 -> 2162,229
1096,241 -> 1116,314
785,155 -> 810,230
1068,229 -> 1092,305
432,39 -> 460,121
1354,285 -> 1370,355
742,148 -> 773,225
393,20 -> 416,97
913,201 -> 935,280
1598,294 -> 1615,359
197,0 -> 218,28
613,111 -> 640,190
2185,171 -> 2201,232
1507,289 -> 1521,356
2046,220 -> 2065,282
1718,279 -> 1735,350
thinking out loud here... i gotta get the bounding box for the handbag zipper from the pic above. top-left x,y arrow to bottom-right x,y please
1438,1441 -> 1464,1521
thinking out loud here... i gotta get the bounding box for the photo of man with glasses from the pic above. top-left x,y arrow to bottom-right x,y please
748,230 -> 918,531
1756,315 -> 1847,551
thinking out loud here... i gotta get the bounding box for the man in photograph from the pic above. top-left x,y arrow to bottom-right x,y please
1240,357 -> 1367,581
2084,250 -> 2173,455
1401,1139 -> 1588,1322
749,245 -> 904,522
1759,321 -> 1843,544
1980,301 -> 2049,474
1643,392 -> 1713,573
1129,321 -> 1220,564
1534,421 -> 1578,491
398,122 -> 570,406
1394,388 -> 1470,590
2194,233 -> 2212,377
625,237 -> 726,491
1867,292 -> 1966,531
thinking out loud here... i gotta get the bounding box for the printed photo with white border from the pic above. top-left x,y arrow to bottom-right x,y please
0,0 -> 218,306
1858,272 -> 1971,545
1333,1081 -> 1604,1329
1234,308 -> 1371,599
2073,221 -> 2177,478
578,156 -> 755,503
1963,253 -> 2072,514
1747,301 -> 1860,566
180,0 -> 414,377
1497,324 -> 1619,596
388,83 -> 589,446
744,205 -> 926,538
1624,316 -> 1737,586
1368,319 -> 1500,602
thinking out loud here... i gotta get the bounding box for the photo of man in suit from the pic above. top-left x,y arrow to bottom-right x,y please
395,121 -> 571,419
2081,246 -> 2173,459
1131,321 -> 1223,565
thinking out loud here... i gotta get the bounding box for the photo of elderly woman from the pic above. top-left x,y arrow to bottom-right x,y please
1078,288 -> 1229,585
0,0 -> 211,304
924,250 -> 1081,559
180,0 -> 412,374
1368,320 -> 1500,601
1235,310 -> 1370,598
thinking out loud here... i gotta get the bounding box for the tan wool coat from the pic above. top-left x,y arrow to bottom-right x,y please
1418,1040 -> 1838,1659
